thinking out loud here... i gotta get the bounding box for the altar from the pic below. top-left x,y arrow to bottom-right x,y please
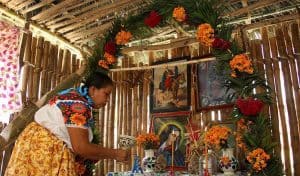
107,171 -> 247,176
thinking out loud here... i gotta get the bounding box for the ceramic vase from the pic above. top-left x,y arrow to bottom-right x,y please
219,148 -> 238,176
142,149 -> 157,173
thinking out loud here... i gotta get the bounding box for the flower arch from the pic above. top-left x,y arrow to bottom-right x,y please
86,0 -> 283,174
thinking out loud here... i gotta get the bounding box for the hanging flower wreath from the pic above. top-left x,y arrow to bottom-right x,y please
84,0 -> 283,175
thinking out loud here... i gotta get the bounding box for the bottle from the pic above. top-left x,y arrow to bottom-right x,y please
199,154 -> 204,175
201,149 -> 217,176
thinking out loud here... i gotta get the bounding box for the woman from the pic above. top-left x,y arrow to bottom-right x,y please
5,72 -> 129,176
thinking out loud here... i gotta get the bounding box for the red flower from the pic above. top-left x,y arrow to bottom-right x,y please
144,11 -> 161,28
212,37 -> 231,50
104,41 -> 116,55
236,97 -> 264,116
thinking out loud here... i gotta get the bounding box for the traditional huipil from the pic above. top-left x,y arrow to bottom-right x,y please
5,86 -> 94,176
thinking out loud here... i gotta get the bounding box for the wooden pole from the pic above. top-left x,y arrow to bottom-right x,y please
32,37 -> 44,101
20,32 -> 32,102
40,41 -> 50,97
28,37 -> 36,101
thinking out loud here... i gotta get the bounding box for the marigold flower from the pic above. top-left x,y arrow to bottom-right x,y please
173,7 -> 186,22
196,23 -> 214,47
246,148 -> 270,172
115,30 -> 132,45
204,125 -> 231,150
229,54 -> 254,77
104,52 -> 117,64
98,60 -> 109,70
136,133 -> 160,150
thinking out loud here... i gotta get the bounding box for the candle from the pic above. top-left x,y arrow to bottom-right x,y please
171,129 -> 175,175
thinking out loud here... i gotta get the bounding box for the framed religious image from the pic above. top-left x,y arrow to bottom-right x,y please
150,111 -> 191,170
197,60 -> 235,111
150,57 -> 191,113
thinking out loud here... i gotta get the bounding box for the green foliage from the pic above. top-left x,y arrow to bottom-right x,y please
241,114 -> 283,175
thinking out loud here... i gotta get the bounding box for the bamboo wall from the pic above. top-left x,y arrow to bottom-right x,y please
0,29 -> 82,174
0,19 -> 299,176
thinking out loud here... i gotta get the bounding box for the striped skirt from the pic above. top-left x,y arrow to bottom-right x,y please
4,121 -> 77,176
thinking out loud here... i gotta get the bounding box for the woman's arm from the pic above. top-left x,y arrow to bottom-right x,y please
67,127 -> 129,162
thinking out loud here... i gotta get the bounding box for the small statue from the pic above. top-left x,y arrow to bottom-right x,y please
131,155 -> 143,174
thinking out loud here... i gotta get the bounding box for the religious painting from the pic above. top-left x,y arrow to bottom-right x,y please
151,111 -> 191,170
197,60 -> 235,111
150,57 -> 190,113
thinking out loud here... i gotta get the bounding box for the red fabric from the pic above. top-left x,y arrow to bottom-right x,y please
0,21 -> 21,123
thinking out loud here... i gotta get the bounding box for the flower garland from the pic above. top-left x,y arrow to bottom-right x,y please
85,0 -> 283,175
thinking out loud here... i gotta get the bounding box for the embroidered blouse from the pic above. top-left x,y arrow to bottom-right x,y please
34,86 -> 95,150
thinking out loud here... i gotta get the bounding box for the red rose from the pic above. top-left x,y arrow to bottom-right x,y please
104,41 -> 116,55
144,11 -> 161,28
212,37 -> 231,50
236,97 -> 264,116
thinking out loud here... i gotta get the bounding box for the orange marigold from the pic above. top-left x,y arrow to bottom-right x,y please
104,52 -> 117,64
115,30 -> 132,45
204,125 -> 231,150
196,23 -> 214,47
246,148 -> 270,172
98,60 -> 109,70
136,133 -> 160,150
229,54 -> 254,77
70,113 -> 86,126
173,6 -> 186,22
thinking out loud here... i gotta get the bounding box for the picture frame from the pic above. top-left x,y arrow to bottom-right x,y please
150,57 -> 191,113
196,60 -> 235,111
150,111 -> 191,170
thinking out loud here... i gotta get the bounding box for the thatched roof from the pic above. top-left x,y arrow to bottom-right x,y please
0,0 -> 299,52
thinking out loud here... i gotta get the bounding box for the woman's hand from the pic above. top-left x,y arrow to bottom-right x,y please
115,149 -> 131,163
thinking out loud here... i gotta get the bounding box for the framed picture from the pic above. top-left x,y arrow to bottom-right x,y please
151,111 -> 191,170
196,60 -> 235,110
150,57 -> 191,113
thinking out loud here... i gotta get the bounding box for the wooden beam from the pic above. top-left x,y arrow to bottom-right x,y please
227,0 -> 279,17
242,13 -> 299,30
14,1 -> 35,11
122,37 -> 198,54
66,22 -> 112,41
20,0 -> 55,14
50,0 -> 144,33
42,0 -> 99,25
31,0 -> 81,21
72,32 -> 103,45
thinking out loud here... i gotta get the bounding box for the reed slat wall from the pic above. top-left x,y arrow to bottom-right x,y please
1,19 -> 299,176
